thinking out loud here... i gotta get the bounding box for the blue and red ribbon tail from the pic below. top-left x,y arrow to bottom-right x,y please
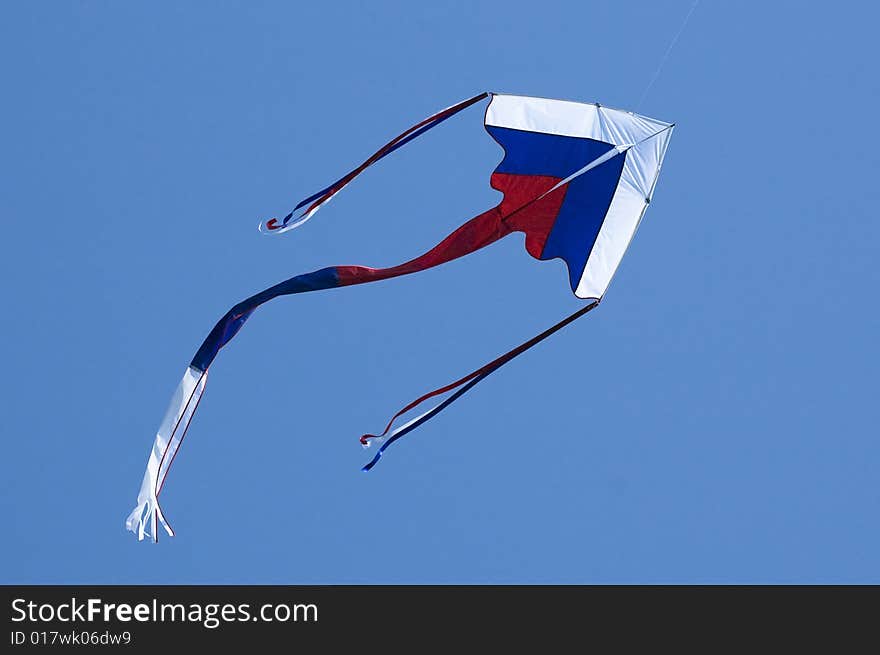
360,299 -> 601,471
361,371 -> 493,472
260,92 -> 489,235
127,203 -> 513,540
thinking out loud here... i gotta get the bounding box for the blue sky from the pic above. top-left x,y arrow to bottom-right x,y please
1,1 -> 878,583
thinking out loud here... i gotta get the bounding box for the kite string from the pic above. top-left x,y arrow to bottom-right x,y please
636,0 -> 699,111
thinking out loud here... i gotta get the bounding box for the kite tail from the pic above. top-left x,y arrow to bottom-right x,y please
127,206 -> 510,539
360,299 -> 600,471
260,91 -> 489,235
126,366 -> 207,541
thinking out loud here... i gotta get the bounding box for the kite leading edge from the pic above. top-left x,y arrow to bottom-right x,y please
127,92 -> 673,541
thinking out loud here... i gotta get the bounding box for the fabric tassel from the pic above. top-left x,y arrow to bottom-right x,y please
126,366 -> 207,541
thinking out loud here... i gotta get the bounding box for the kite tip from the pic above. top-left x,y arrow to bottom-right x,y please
361,453 -> 381,472
361,433 -> 384,449
259,218 -> 280,234
258,210 -> 314,236
126,496 -> 175,543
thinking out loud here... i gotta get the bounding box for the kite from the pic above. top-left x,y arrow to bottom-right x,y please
126,92 -> 674,541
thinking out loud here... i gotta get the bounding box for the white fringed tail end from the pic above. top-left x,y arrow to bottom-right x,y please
126,366 -> 208,542
125,494 -> 174,543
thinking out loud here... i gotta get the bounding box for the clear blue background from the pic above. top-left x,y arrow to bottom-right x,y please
1,1 -> 877,583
